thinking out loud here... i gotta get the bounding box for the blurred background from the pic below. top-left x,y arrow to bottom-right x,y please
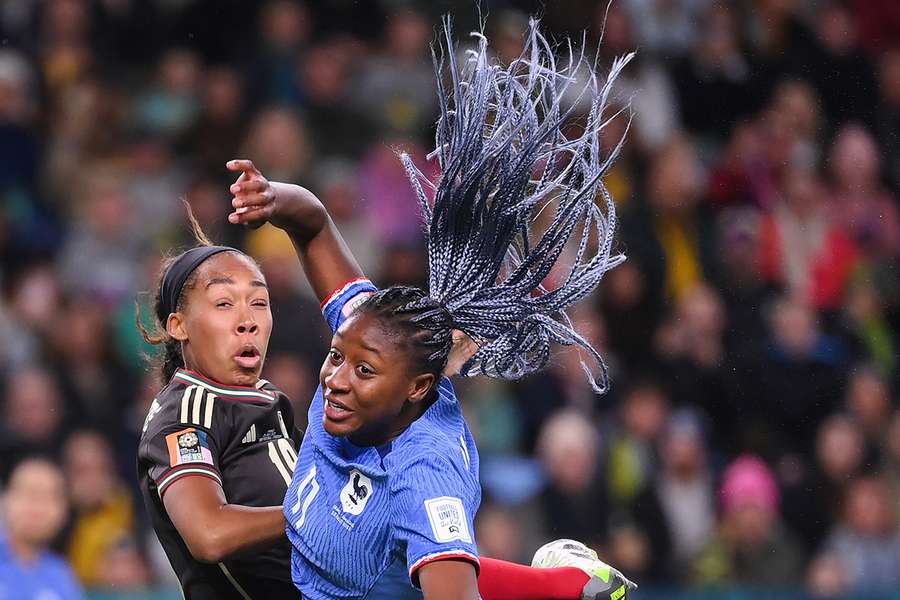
1,0 -> 899,598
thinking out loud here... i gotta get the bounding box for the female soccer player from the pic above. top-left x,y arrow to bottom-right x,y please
135,215 -> 304,599
225,16 -> 635,600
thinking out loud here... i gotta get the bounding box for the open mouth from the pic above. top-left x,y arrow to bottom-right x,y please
234,345 -> 261,369
324,392 -> 354,421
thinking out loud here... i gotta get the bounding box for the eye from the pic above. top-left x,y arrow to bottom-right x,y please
328,349 -> 343,364
217,300 -> 233,308
252,299 -> 269,308
356,364 -> 374,377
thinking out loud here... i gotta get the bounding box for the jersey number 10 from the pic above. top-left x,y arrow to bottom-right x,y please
267,438 -> 298,485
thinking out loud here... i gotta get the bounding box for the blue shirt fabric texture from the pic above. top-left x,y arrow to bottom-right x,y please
284,279 -> 482,599
0,533 -> 84,600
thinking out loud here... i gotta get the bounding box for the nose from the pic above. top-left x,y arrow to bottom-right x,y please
236,320 -> 258,335
236,308 -> 258,335
324,362 -> 350,393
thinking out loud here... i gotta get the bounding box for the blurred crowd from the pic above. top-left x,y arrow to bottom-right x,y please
1,0 -> 899,597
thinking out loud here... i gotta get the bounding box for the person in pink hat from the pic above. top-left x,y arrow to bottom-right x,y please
691,454 -> 804,587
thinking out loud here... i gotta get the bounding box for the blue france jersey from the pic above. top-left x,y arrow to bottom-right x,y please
284,279 -> 481,599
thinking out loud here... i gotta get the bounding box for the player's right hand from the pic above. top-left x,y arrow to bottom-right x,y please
226,159 -> 327,239
226,159 -> 275,228
531,539 -> 637,600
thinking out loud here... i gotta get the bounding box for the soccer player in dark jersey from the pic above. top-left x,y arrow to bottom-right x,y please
136,216 -> 302,600
224,16 -> 637,600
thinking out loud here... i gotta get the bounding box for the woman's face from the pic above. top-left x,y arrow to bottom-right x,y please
171,252 -> 273,387
319,312 -> 433,445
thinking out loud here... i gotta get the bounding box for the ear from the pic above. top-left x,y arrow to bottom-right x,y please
407,372 -> 436,405
166,312 -> 189,342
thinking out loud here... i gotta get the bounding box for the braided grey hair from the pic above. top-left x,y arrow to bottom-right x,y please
363,16 -> 633,393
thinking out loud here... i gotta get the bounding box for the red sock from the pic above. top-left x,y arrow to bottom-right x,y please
477,557 -> 589,600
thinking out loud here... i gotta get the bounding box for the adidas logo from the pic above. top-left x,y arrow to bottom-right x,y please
242,425 -> 257,444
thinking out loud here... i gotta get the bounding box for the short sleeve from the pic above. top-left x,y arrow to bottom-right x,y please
320,278 -> 378,333
392,453 -> 480,587
142,397 -> 225,498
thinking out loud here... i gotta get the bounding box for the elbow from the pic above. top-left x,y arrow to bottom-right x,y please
186,530 -> 231,564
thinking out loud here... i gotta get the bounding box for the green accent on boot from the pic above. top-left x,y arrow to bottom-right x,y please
610,584 -> 626,600
590,565 -> 611,583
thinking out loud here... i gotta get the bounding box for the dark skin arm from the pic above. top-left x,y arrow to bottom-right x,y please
226,159 -> 365,304
225,159 -> 481,372
163,476 -> 285,563
418,560 -> 479,600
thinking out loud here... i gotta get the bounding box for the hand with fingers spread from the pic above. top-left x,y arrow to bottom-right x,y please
226,159 -> 277,228
224,159 -> 366,304
226,159 -> 328,239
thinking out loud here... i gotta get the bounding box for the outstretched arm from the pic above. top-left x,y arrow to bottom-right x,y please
225,159 -> 365,304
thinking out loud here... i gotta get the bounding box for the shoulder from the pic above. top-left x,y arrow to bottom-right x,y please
389,437 -> 476,499
140,376 -> 227,441
255,378 -> 292,407
395,379 -> 466,454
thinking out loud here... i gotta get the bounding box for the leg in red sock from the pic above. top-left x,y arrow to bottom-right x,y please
476,557 -> 589,600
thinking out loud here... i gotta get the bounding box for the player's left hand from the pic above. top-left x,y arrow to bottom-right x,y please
443,330 -> 480,377
532,539 -> 637,600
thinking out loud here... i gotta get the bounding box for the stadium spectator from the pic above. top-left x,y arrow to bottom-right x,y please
537,410 -> 608,551
884,410 -> 900,500
875,48 -> 900,193
692,455 -> 804,587
781,414 -> 866,553
653,411 -> 714,573
844,366 -> 893,454
827,124 -> 900,262
0,367 -> 66,481
62,431 -> 137,588
0,458 -> 84,600
239,106 -> 311,184
621,135 -> 714,307
756,295 -> 848,454
814,475 -> 900,593
758,164 -> 859,311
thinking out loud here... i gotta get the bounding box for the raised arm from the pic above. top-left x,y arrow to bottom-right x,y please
225,159 -> 365,304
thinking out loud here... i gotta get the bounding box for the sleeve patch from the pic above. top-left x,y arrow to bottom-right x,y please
424,496 -> 472,543
166,427 -> 213,467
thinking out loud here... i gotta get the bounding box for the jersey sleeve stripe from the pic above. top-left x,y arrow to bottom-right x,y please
320,277 -> 372,310
180,386 -> 192,423
156,463 -> 221,486
157,465 -> 223,497
192,386 -> 203,425
408,550 -> 481,580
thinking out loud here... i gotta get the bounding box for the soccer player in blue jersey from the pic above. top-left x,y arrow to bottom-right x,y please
225,15 -> 636,600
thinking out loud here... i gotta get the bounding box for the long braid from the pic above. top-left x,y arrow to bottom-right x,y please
369,17 -> 632,393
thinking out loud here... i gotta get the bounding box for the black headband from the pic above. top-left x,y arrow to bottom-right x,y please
157,246 -> 237,322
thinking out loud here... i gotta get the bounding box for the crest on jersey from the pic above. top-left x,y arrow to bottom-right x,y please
424,496 -> 472,543
340,469 -> 374,515
166,427 -> 213,467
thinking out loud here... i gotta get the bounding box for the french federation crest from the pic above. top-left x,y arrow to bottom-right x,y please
340,469 -> 373,515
